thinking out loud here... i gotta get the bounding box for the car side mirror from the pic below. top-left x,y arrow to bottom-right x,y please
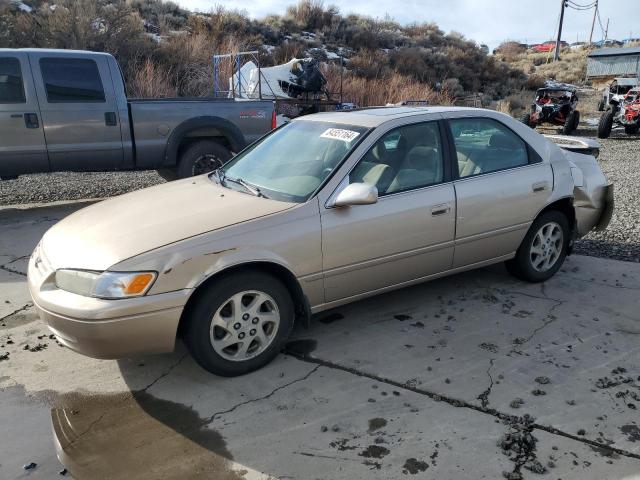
331,183 -> 378,207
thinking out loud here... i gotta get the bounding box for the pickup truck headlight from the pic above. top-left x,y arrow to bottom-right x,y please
55,269 -> 157,299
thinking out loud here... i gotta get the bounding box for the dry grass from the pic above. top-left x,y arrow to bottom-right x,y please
324,66 -> 453,107
497,48 -> 589,86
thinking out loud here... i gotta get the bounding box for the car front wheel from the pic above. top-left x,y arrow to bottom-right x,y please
506,211 -> 570,283
184,271 -> 295,376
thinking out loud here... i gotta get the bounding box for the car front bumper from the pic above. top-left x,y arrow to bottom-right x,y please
27,252 -> 191,359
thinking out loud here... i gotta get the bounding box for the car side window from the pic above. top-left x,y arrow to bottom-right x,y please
449,118 -> 529,179
40,58 -> 106,103
349,122 -> 444,196
0,57 -> 26,104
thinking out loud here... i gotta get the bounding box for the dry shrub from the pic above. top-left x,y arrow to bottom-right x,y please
325,66 -> 453,107
129,58 -> 175,97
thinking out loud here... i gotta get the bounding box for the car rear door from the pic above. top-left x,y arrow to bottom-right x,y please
319,119 -> 456,303
0,52 -> 48,177
28,52 -> 124,171
445,114 -> 554,268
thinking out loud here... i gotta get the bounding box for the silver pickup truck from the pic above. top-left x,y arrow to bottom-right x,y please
0,49 -> 275,180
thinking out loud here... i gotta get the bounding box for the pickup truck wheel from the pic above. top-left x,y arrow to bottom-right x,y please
183,271 -> 295,377
597,110 -> 614,139
505,211 -> 569,283
177,140 -> 231,179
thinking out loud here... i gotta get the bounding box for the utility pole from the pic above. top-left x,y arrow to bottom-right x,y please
554,0 -> 566,61
589,0 -> 598,45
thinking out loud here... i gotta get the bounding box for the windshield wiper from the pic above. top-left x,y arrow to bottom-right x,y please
234,177 -> 267,198
213,168 -> 267,198
213,167 -> 227,185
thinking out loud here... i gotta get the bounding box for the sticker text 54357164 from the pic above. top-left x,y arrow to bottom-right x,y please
320,128 -> 361,142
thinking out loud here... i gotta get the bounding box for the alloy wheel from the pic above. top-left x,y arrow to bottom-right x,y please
209,291 -> 280,362
530,222 -> 563,272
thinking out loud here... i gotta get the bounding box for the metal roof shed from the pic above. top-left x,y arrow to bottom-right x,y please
587,47 -> 640,78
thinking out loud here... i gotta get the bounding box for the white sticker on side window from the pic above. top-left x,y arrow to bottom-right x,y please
320,128 -> 360,142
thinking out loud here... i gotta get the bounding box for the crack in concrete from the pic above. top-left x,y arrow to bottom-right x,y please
1,303 -> 33,322
206,365 -> 320,423
283,350 -> 640,461
476,358 -> 495,409
134,353 -> 189,396
0,264 -> 26,277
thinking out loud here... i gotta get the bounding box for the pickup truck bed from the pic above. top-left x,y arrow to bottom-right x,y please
0,48 -> 275,180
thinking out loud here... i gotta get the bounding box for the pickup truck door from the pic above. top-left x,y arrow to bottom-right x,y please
0,52 -> 48,177
28,52 -> 124,171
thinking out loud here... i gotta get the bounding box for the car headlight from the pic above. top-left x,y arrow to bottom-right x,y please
55,269 -> 157,299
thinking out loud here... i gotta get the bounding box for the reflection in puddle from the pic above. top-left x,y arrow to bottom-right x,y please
51,391 -> 247,480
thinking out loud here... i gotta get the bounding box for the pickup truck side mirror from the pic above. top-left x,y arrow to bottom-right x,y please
330,183 -> 378,208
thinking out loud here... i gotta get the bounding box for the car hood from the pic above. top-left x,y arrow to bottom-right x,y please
41,175 -> 293,271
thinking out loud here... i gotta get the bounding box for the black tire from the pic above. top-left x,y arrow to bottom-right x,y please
156,168 -> 178,181
505,211 -> 570,283
521,113 -> 532,127
597,99 -> 605,111
597,110 -> 614,139
563,111 -> 577,135
624,124 -> 639,135
572,110 -> 580,130
178,139 -> 232,180
183,271 -> 295,377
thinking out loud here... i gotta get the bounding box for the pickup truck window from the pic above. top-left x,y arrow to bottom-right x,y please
0,57 -> 26,104
40,58 -> 105,103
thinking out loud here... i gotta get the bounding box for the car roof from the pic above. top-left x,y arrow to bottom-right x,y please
295,106 -> 491,128
0,48 -> 112,57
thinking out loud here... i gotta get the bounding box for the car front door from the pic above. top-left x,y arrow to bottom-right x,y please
29,52 -> 124,171
320,120 -> 456,304
446,115 -> 554,268
0,52 -> 48,177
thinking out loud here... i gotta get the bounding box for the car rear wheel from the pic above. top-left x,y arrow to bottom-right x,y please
183,271 -> 295,376
598,110 -> 614,139
505,211 -> 570,283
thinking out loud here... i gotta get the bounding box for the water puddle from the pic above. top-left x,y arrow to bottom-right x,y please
50,390 -> 247,480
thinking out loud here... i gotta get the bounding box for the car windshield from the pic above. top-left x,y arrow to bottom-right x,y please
219,120 -> 369,203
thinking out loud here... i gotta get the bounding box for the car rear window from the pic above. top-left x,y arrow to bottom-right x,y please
40,58 -> 106,103
0,57 -> 26,104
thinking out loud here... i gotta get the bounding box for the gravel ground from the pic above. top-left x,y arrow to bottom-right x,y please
0,93 -> 638,262
0,170 -> 164,205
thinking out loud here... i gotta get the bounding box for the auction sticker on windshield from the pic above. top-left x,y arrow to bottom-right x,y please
320,128 -> 361,142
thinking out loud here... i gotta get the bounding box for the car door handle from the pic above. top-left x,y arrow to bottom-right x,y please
532,181 -> 549,192
431,203 -> 451,216
24,113 -> 39,129
104,112 -> 117,126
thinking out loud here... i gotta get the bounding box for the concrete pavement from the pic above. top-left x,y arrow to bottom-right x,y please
1,202 -> 640,479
